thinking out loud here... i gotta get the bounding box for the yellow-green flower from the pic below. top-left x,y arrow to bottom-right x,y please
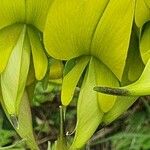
44,0 -> 137,148
0,0 -> 53,116
95,0 -> 150,97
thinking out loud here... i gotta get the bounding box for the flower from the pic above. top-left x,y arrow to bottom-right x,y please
95,0 -> 150,98
0,0 -> 52,116
44,0 -> 137,148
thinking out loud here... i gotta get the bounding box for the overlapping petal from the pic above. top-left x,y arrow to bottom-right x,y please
93,58 -> 119,112
72,58 -> 103,148
28,27 -> 48,80
44,1 -> 136,147
0,0 -> 25,30
91,0 -> 135,80
0,0 -> 53,31
44,0 -> 134,81
44,0 -> 110,59
1,25 -> 30,115
26,0 -> 54,31
135,0 -> 150,27
61,56 -> 90,106
96,22 -> 150,97
140,22 -> 150,64
0,24 -> 24,73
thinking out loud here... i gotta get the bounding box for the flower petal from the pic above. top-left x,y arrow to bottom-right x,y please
122,28 -> 144,84
0,24 -> 24,73
72,58 -> 103,148
26,0 -> 53,31
135,0 -> 150,27
44,0 -> 109,60
1,25 -> 30,115
61,56 -> 89,106
127,34 -> 144,82
140,22 -> 150,64
0,0 -> 25,30
91,0 -> 135,80
93,58 -> 119,113
28,27 -> 48,80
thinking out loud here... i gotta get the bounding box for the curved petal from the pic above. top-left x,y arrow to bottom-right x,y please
1,25 -> 30,115
61,56 -> 89,106
140,22 -> 150,64
135,0 -> 150,27
122,28 -> 144,84
127,33 -> 144,82
91,0 -> 135,80
28,27 -> 48,80
44,0 -> 109,60
72,58 -> 103,148
93,58 -> 119,113
26,61 -> 35,86
0,0 -> 25,30
25,0 -> 53,31
0,24 -> 24,73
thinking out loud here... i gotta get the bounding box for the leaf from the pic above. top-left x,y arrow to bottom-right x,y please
28,27 -> 48,80
1,25 -> 30,115
26,0 -> 54,31
44,0 -> 110,60
91,0 -> 135,80
93,58 -> 119,113
135,0 -> 150,27
72,58 -> 103,148
0,24 -> 24,73
0,0 -> 25,30
140,22 -> 150,64
61,56 -> 90,106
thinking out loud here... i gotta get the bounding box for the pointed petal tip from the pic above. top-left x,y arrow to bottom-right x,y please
61,100 -> 69,107
93,86 -> 130,96
10,114 -> 19,129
